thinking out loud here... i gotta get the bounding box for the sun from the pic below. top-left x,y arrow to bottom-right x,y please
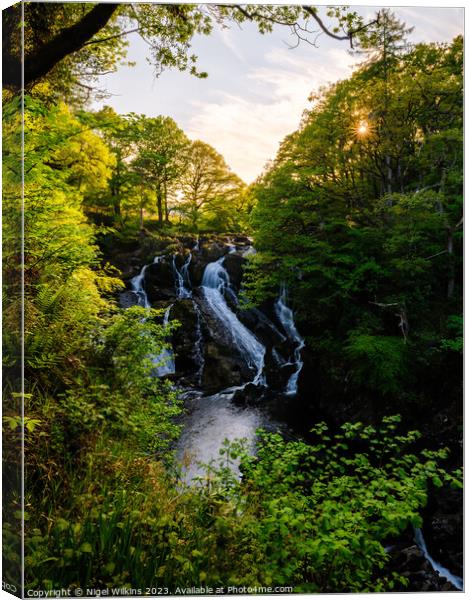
356,120 -> 369,137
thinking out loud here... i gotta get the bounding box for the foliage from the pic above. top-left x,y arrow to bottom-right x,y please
246,35 -> 462,409
220,415 -> 462,592
176,140 -> 246,230
23,416 -> 461,593
4,4 -> 371,98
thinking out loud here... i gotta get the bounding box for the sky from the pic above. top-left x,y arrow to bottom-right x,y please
96,4 -> 464,183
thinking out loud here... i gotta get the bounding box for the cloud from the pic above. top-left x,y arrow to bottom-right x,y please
217,27 -> 246,62
186,47 -> 360,182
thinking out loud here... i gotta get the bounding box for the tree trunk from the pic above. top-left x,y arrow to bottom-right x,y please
164,179 -> 169,222
4,4 -> 119,90
156,188 -> 163,224
111,184 -> 121,217
386,154 -> 392,194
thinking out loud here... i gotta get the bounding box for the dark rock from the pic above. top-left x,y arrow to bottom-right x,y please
201,340 -> 248,392
387,544 -> 451,591
119,290 -> 139,309
201,241 -> 228,263
170,299 -> 203,383
232,235 -> 252,245
423,486 -> 463,578
195,293 -> 254,392
232,383 -> 265,406
223,253 -> 245,291
145,258 -> 177,302
180,236 -> 198,250
238,307 -> 287,348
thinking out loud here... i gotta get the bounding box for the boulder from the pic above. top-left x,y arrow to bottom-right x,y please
232,383 -> 265,406
145,258 -> 177,302
238,307 -> 287,348
386,543 -> 457,591
119,290 -> 140,309
223,253 -> 245,290
195,293 -> 254,392
170,299 -> 203,383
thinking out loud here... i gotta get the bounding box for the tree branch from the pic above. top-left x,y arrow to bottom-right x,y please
302,7 -> 378,48
5,3 -> 120,90
82,27 -> 141,47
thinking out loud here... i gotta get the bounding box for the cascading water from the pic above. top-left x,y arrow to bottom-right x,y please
129,256 -> 175,378
176,251 -> 271,483
201,256 -> 265,385
275,285 -> 305,396
192,303 -> 205,385
177,389 -> 263,485
414,528 -> 463,590
173,254 -> 192,299
130,256 -> 164,307
153,304 -> 176,377
130,265 -> 151,308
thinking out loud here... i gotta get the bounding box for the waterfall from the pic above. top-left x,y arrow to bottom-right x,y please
129,257 -> 175,378
173,254 -> 192,299
275,285 -> 305,396
152,304 -> 176,377
130,265 -> 151,308
414,528 -> 463,590
192,302 -> 205,385
201,256 -> 265,385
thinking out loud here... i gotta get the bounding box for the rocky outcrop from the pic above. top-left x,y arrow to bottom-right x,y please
195,292 -> 254,392
145,258 -> 177,302
119,290 -> 139,309
170,299 -> 202,384
386,543 -> 458,591
423,486 -> 463,578
223,253 -> 245,291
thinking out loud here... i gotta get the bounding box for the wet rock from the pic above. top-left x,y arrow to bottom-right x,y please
232,383 -> 265,406
238,307 -> 287,348
171,299 -> 202,383
195,293 -> 254,392
201,341 -> 248,392
223,253 -> 245,290
384,542 -> 460,592
387,544 -> 448,591
423,486 -> 463,578
119,290 -> 139,309
145,258 -> 177,302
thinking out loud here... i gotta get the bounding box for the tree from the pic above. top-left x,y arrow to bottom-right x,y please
90,107 -> 138,220
176,140 -> 244,229
130,115 -> 190,224
245,32 -> 462,414
3,3 -> 373,97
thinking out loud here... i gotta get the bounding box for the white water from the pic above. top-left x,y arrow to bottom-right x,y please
152,304 -> 176,377
173,254 -> 192,299
275,286 -> 305,395
192,301 -> 205,385
177,389 -> 263,484
201,257 -> 265,384
130,264 -> 151,308
414,528 -> 463,590
176,250 -> 270,484
130,257 -> 175,378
